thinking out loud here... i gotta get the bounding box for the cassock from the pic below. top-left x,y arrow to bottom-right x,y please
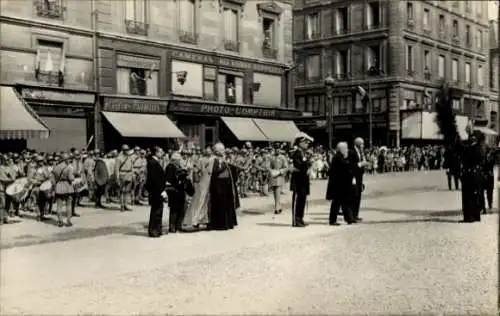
146,156 -> 167,237
209,157 -> 240,230
461,140 -> 485,222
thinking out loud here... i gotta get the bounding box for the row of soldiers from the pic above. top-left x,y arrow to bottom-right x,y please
0,144 -> 297,225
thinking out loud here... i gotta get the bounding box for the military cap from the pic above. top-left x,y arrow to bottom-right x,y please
121,144 -> 130,151
73,150 -> 81,158
61,153 -> 70,161
134,146 -> 140,151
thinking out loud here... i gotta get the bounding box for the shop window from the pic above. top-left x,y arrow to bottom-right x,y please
35,40 -> 64,86
203,67 -> 216,101
116,67 -> 158,96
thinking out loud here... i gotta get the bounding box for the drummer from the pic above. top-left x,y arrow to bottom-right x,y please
4,156 -> 21,217
71,150 -> 84,217
33,155 -> 52,221
0,156 -> 12,224
52,153 -> 75,227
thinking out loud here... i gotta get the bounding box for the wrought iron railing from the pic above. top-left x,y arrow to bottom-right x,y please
224,39 -> 240,52
125,19 -> 149,36
178,29 -> 199,45
35,1 -> 64,19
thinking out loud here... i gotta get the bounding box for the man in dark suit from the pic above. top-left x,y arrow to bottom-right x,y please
481,147 -> 495,214
349,137 -> 369,221
443,148 -> 461,190
326,142 -> 355,225
146,147 -> 167,238
290,132 -> 314,227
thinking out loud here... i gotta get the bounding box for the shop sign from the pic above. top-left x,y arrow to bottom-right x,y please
116,54 -> 160,70
171,50 -> 283,74
102,97 -> 168,114
21,88 -> 95,104
169,101 -> 301,119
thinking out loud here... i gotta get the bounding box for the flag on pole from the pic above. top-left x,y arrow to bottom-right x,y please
357,86 -> 370,109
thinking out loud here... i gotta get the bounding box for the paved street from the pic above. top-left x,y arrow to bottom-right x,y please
0,170 -> 498,315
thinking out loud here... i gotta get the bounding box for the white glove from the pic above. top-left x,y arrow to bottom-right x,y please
161,191 -> 167,199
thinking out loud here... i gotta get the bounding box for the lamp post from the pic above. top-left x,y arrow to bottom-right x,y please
366,66 -> 382,148
324,75 -> 335,150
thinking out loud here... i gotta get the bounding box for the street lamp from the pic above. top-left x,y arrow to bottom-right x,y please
365,65 -> 383,148
324,74 -> 335,150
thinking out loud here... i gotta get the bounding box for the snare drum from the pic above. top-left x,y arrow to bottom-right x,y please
6,178 -> 30,202
72,178 -> 88,193
40,180 -> 53,197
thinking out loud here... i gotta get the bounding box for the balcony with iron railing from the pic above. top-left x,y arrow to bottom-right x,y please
125,19 -> 149,36
35,1 -> 65,19
452,35 -> 460,44
224,39 -> 240,52
407,69 -> 416,77
334,73 -> 351,80
333,27 -> 350,36
438,30 -> 447,41
305,75 -> 322,84
363,22 -> 381,31
262,40 -> 278,59
407,19 -> 415,29
424,69 -> 432,80
423,28 -> 432,35
450,80 -> 461,89
178,29 -> 199,45
203,93 -> 217,101
305,31 -> 321,40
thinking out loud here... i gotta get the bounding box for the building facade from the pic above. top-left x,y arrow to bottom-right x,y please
489,19 -> 499,132
0,0 -> 96,152
94,0 -> 298,150
1,0 -> 298,152
293,0 -> 492,146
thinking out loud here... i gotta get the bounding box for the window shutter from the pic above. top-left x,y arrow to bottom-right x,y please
146,71 -> 158,96
235,76 -> 243,104
217,74 -> 226,102
293,15 -> 304,41
116,68 -> 130,94
322,9 -> 333,36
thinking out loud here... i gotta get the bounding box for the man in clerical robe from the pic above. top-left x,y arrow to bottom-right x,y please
208,142 -> 240,231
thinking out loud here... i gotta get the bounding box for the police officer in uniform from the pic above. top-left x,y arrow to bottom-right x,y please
115,144 -> 134,212
290,132 -> 314,227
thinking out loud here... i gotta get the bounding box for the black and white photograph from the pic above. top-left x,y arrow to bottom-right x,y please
0,0 -> 499,314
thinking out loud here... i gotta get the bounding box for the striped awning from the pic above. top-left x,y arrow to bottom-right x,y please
253,119 -> 301,142
0,86 -> 49,139
102,111 -> 185,138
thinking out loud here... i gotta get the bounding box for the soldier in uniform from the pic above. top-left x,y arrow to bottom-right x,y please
52,153 -> 75,227
133,149 -> 147,205
32,155 -> 52,221
71,150 -> 84,217
4,156 -> 20,217
236,148 -> 249,197
290,132 -> 314,227
115,144 -> 134,212
253,149 -> 263,193
0,156 -> 11,224
83,150 -> 96,202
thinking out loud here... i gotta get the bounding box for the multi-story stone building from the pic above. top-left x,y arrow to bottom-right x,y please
293,0 -> 492,146
489,19 -> 499,132
95,0 -> 298,150
0,0 -> 97,152
1,0 -> 297,152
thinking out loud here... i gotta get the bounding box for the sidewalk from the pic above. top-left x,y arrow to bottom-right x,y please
0,171 -> 443,248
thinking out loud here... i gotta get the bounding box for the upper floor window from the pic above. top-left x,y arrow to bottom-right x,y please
452,20 -> 459,38
424,50 -> 431,79
465,0 -> 472,12
477,65 -> 484,87
306,13 -> 320,40
423,8 -> 430,29
36,0 -> 64,19
178,0 -> 198,44
438,15 -> 445,35
476,2 -> 482,17
466,25 -> 471,46
223,7 -> 240,52
452,58 -> 459,82
117,67 -> 158,96
406,45 -> 414,75
306,54 -> 321,82
335,7 -> 349,35
125,0 -> 148,35
491,56 -> 498,90
365,45 -> 380,72
35,40 -> 65,86
335,49 -> 349,79
438,55 -> 445,79
407,2 -> 413,21
365,1 -> 380,30
465,62 -> 471,84
476,30 -> 483,50
262,17 -> 278,59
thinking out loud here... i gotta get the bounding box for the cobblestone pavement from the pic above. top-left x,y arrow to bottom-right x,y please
0,171 -> 444,249
1,171 -> 497,315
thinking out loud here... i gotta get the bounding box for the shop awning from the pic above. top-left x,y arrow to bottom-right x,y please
253,119 -> 301,142
221,117 -> 268,141
0,86 -> 49,139
473,126 -> 498,136
102,111 -> 185,138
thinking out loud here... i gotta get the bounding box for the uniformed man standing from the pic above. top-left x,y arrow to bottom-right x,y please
290,132 -> 314,227
115,144 -> 134,212
71,151 -> 84,217
33,156 -> 52,221
83,150 -> 96,202
52,153 -> 74,227
133,149 -> 147,205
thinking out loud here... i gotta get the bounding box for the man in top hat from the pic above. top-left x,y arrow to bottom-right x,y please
290,132 -> 314,227
52,153 -> 75,227
115,144 -> 134,212
349,137 -> 369,222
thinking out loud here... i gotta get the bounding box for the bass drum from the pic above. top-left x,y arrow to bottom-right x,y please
94,158 -> 117,187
